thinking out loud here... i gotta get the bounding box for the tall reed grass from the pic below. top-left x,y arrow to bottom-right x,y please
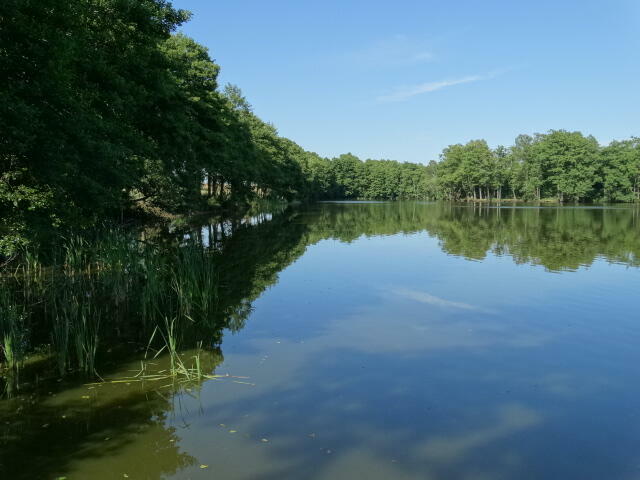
0,227 -> 223,384
0,290 -> 27,372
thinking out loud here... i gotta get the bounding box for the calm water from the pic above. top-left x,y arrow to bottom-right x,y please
2,202 -> 640,479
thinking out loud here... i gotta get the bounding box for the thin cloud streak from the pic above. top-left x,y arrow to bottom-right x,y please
393,288 -> 488,312
346,34 -> 435,68
378,70 -> 505,102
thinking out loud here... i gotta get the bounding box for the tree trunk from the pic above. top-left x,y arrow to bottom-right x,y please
218,178 -> 225,199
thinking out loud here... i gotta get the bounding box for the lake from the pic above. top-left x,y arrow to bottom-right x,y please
2,202 -> 640,479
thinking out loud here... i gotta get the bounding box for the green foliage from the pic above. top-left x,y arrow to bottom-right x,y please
0,1 -> 311,252
600,138 -> 640,202
1,0 -> 190,251
432,130 -> 638,203
532,130 -> 600,202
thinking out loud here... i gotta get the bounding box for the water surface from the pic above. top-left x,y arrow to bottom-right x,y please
2,202 -> 640,479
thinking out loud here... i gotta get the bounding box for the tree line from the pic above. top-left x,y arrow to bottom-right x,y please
0,0 -> 309,253
433,132 -> 640,203
1,0 -> 638,254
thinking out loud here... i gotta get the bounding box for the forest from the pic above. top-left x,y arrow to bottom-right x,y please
2,0 -> 639,255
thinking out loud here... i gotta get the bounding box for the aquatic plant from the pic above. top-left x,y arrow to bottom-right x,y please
87,324 -> 229,386
140,248 -> 166,328
1,225 -> 228,387
72,300 -> 100,377
172,243 -> 218,323
0,291 -> 28,372
20,250 -> 48,305
51,309 -> 70,377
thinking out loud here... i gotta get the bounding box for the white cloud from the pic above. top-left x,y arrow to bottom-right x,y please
378,69 -> 507,102
393,288 -> 488,312
347,35 -> 434,68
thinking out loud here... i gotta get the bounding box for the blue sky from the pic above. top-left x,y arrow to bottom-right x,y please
172,0 -> 640,164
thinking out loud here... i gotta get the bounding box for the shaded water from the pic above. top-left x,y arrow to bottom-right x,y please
2,202 -> 640,479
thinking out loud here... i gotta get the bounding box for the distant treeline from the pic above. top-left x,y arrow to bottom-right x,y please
303,132 -> 640,203
1,1 -> 638,253
432,133 -> 640,203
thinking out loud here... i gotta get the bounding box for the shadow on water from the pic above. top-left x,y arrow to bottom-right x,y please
0,349 -> 225,479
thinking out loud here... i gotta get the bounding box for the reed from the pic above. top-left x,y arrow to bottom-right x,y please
171,243 -> 219,326
95,228 -> 141,315
89,322 -> 218,386
2,226 -> 224,385
140,248 -> 166,328
21,249 -> 47,304
51,309 -> 70,377
0,291 -> 27,372
72,300 -> 100,376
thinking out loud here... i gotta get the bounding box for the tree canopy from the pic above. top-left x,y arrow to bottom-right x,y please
431,131 -> 639,203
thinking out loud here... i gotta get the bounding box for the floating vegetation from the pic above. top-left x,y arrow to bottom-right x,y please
84,369 -> 247,387
84,330 -> 247,387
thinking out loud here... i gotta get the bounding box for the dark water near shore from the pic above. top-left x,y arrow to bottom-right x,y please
2,202 -> 640,479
